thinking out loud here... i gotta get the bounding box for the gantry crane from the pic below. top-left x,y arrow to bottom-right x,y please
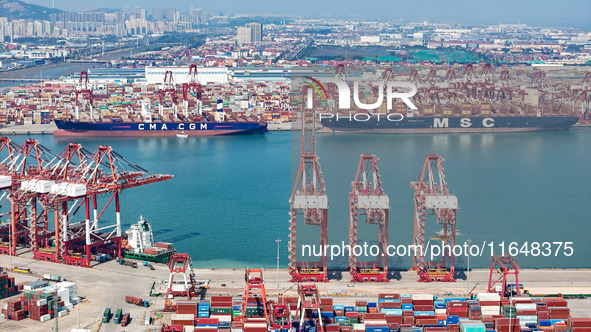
164,253 -> 197,311
295,284 -> 324,332
488,254 -> 525,297
73,71 -> 94,121
158,70 -> 179,118
288,84 -> 329,282
0,138 -> 173,269
181,64 -> 205,118
182,64 -> 204,101
349,154 -> 390,282
269,301 -> 291,330
411,154 -> 458,282
241,268 -> 269,325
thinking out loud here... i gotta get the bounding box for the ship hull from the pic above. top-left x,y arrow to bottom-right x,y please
319,115 -> 579,133
53,120 -> 267,137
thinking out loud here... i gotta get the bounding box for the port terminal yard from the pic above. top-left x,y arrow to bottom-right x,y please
1,254 -> 590,331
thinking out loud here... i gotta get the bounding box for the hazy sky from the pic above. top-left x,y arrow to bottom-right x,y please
25,0 -> 591,29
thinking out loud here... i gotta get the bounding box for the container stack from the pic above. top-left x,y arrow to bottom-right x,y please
199,301 -> 211,318
244,296 -> 265,318
177,300 -> 199,316
29,296 -> 49,321
196,318 -> 220,331
568,318 -> 591,332
477,293 -> 501,315
171,313 -> 195,327
467,302 -> 481,320
0,273 -> 17,299
1,299 -> 26,321
447,300 -> 469,318
495,317 -> 521,332
165,293 -> 590,331
211,296 -> 233,329
243,317 -> 267,332
154,241 -> 174,250
233,298 -> 243,320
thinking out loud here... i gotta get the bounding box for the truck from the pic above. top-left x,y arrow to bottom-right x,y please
144,314 -> 151,325
91,253 -> 111,263
102,308 -> 111,323
117,258 -> 138,268
125,295 -> 150,307
42,274 -> 64,282
114,309 -> 122,324
120,313 -> 129,327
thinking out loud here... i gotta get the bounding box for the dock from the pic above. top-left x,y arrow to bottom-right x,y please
0,123 -> 57,135
1,253 -> 591,331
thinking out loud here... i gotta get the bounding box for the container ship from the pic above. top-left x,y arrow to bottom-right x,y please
122,216 -> 174,264
315,65 -> 582,133
320,114 -> 579,133
53,99 -> 267,137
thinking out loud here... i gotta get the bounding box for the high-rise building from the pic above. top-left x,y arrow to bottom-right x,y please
237,27 -> 252,44
245,23 -> 263,42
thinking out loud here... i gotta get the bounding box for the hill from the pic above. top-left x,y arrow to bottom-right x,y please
0,0 -> 64,21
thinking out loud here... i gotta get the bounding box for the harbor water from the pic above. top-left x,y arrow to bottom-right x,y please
5,128 -> 591,269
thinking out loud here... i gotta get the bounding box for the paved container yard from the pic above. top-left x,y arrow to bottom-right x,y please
1,252 -> 590,331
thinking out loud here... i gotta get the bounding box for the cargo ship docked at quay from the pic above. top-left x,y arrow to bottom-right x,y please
53,119 -> 267,137
53,98 -> 267,137
313,65 -> 583,133
319,114 -> 579,133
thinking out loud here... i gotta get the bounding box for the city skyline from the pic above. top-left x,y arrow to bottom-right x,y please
19,0 -> 591,29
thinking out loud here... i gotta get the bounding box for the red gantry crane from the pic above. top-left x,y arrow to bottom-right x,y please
0,138 -> 173,269
73,71 -> 94,121
2,139 -> 55,256
348,154 -> 390,282
295,284 -> 324,332
488,254 -> 522,297
182,64 -> 204,101
269,301 -> 291,330
411,154 -> 458,282
288,84 -> 329,282
164,253 -> 197,311
180,64 -> 205,119
158,70 -> 179,118
241,268 -> 269,324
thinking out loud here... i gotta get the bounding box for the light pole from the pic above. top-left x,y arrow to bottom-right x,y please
466,238 -> 472,295
8,220 -> 12,270
275,239 -> 281,296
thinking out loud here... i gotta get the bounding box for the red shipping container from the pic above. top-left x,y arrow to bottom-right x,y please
424,328 -> 447,332
549,307 -> 570,319
570,318 -> 591,328
414,304 -> 434,311
403,316 -> 415,325
447,302 -> 469,308
545,299 -> 568,307
479,301 -> 501,306
516,309 -> 538,315
386,316 -> 403,324
379,294 -> 400,299
364,313 -> 386,320
320,298 -> 333,305
416,317 -> 438,325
